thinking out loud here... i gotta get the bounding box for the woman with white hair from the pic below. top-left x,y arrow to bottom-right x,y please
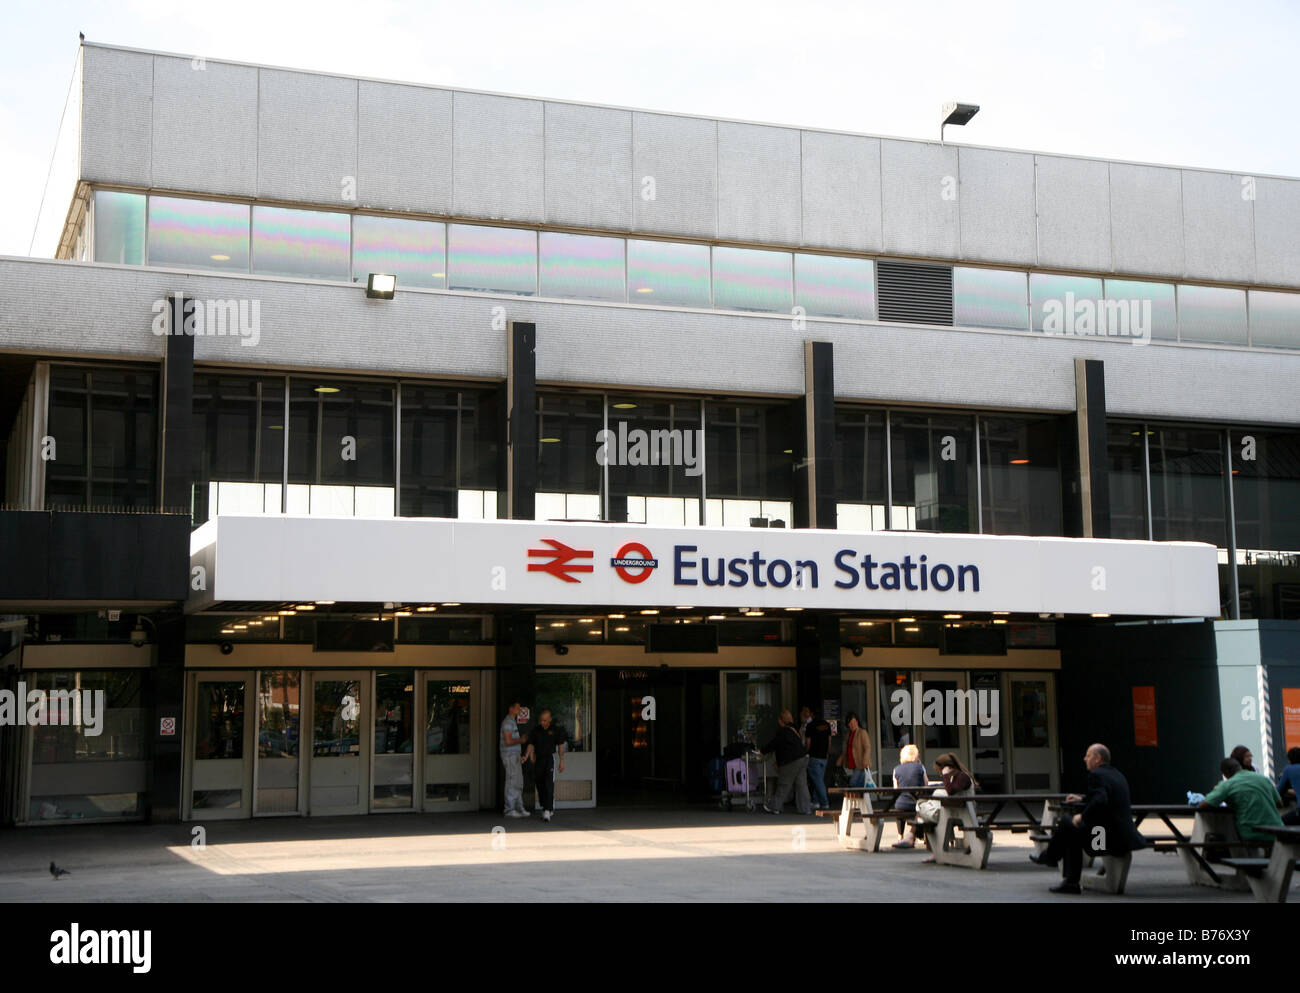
890,743 -> 927,849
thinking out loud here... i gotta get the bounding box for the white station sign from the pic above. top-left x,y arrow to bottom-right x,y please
189,515 -> 1220,618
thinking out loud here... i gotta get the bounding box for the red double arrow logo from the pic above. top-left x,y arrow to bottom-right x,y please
527,539 -> 595,583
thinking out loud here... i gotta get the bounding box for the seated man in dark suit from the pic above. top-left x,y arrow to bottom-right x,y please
1030,742 -> 1147,894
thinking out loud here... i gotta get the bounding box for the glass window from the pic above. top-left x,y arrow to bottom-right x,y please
795,254 -> 875,320
627,239 -> 711,308
447,224 -> 536,296
539,232 -> 625,302
46,366 -> 158,510
147,196 -> 250,272
1230,429 -> 1300,619
537,393 -> 605,520
374,670 -> 414,809
28,670 -> 147,822
1248,290 -> 1300,349
1010,679 -> 1050,748
195,681 -> 245,760
979,415 -> 1062,536
1148,426 -> 1226,547
1104,279 -> 1177,342
725,672 -> 782,750
192,374 -> 286,524
352,215 -> 446,290
704,402 -> 795,526
534,671 -> 592,753
954,268 -> 1028,330
1177,284 -> 1248,345
400,385 -> 499,519
606,396 -> 702,525
712,247 -> 793,313
1107,422 -> 1149,540
426,680 -> 472,755
878,670 -> 912,752
834,407 -> 887,530
256,671 -> 300,814
288,379 -> 395,517
889,412 -> 977,533
92,190 -> 145,266
1030,273 -> 1104,334
313,679 -> 361,756
252,206 -> 350,281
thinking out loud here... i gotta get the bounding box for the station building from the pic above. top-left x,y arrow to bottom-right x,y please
1,40 -> 1297,826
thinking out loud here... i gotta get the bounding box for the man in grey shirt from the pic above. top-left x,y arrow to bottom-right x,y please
500,700 -> 528,818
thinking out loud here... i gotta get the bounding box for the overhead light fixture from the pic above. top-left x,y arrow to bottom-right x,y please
313,386 -> 340,394
612,402 -> 638,409
858,621 -> 874,627
940,101 -> 980,141
263,615 -> 279,622
578,618 -> 594,624
539,437 -> 561,444
278,609 -> 296,616
943,613 -> 962,619
904,626 -> 920,633
315,600 -> 335,605
296,604 -> 316,611
550,622 -> 568,628
267,424 -> 284,430
210,253 -> 231,262
1010,458 -> 1030,465
745,610 -> 764,617
898,617 -> 916,623
786,606 -> 803,612
615,626 -> 630,632
431,272 -> 445,278
783,449 -> 793,455
608,613 -> 625,619
993,619 -> 1007,625
640,609 -> 659,615
992,611 -> 1010,616
1091,612 -> 1111,618
366,273 -> 397,299
442,603 -> 461,607
634,287 -> 654,294
395,610 -> 411,617
707,614 -> 726,620
588,629 -> 601,636
232,623 -> 248,630
248,620 -> 263,626
417,605 -> 437,612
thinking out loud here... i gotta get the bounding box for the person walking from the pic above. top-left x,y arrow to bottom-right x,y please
522,708 -> 567,822
760,710 -> 812,815
499,700 -> 528,818
800,706 -> 833,811
836,712 -> 874,788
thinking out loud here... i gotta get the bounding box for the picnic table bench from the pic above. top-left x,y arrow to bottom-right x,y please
931,793 -> 1068,870
1221,825 -> 1300,903
825,785 -> 942,852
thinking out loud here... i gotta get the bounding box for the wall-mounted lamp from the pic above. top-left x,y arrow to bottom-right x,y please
366,273 -> 397,299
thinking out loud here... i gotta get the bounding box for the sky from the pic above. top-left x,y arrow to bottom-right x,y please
1,0 -> 1297,256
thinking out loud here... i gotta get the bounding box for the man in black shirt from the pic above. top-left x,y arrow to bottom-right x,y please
523,709 -> 567,822
760,709 -> 812,815
800,706 -> 833,811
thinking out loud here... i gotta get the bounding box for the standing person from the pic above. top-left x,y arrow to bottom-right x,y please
522,708 -> 567,822
836,712 -> 874,788
1029,743 -> 1146,894
890,744 -> 927,849
499,700 -> 528,818
759,710 -> 812,815
800,706 -> 833,811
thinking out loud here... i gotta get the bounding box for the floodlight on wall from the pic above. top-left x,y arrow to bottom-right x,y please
366,273 -> 397,299
940,102 -> 980,142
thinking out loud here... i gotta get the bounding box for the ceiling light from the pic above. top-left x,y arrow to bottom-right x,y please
431,272 -> 445,278
395,610 -> 411,617
783,449 -> 793,455
550,622 -> 568,628
248,620 -> 262,626
615,626 -> 629,632
1091,612 -> 1111,618
898,617 -> 916,623
992,611 -> 1010,616
608,613 -> 625,619
578,618 -> 594,624
786,606 -> 803,611
993,619 -> 1007,625
278,610 -> 296,616
612,402 -> 638,409
904,626 -> 920,633
442,603 -> 460,607
943,613 -> 962,619
634,287 -> 653,294
858,621 -> 874,627
296,604 -> 315,610
366,273 -> 397,299
232,624 -> 248,630
745,610 -> 764,617
313,386 -> 340,394
1010,458 -> 1030,465
540,437 -> 561,444
209,253 -> 231,262
315,600 -> 335,605
417,605 -> 437,612
640,609 -> 659,615
707,614 -> 725,620
588,629 -> 601,635
263,615 -> 279,622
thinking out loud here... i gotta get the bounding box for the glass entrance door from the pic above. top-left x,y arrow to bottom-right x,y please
914,671 -> 972,777
1008,674 -> 1058,791
421,674 -> 475,811
255,671 -> 302,815
188,672 -> 253,819
373,670 -> 415,810
877,670 -> 913,783
307,671 -> 368,815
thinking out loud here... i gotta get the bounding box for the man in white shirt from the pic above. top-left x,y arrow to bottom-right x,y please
500,701 -> 528,818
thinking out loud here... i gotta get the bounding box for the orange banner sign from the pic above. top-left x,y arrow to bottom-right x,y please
1283,687 -> 1300,752
1132,686 -> 1158,747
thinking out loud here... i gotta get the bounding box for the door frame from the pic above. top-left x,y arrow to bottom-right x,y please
183,670 -> 255,821
415,669 -> 479,813
252,669 -> 306,818
304,669 -> 371,817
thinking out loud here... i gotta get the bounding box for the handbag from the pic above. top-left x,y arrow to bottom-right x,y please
916,787 -> 947,823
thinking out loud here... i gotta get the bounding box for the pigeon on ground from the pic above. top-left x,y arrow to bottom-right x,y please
49,861 -> 70,880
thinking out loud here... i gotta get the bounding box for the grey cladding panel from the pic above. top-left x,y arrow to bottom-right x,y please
717,122 -> 801,244
880,140 -> 959,259
453,92 -> 544,223
152,56 -> 258,197
257,69 -> 358,206
800,131 -> 881,252
958,147 -> 1036,265
1034,155 -> 1111,272
544,102 -> 633,230
1252,178 -> 1300,287
80,46 -> 153,187
1182,170 -> 1255,283
632,112 -> 716,239
1108,163 -> 1184,279
358,81 -> 453,215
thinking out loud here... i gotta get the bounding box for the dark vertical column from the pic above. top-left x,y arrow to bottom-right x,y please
148,293 -> 195,822
1070,357 -> 1110,538
497,321 -> 538,808
796,614 -> 842,724
1221,431 -> 1240,619
793,341 -> 836,530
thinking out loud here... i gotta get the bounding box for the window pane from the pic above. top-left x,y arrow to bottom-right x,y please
1104,279 -> 1177,342
713,247 -> 793,313
399,386 -> 499,518
725,672 -> 782,750
1107,422 -> 1149,540
627,239 -> 710,307
1177,284 -> 1247,345
1031,273 -> 1104,334
795,254 -> 875,320
45,368 -> 89,507
534,671 -> 592,752
1231,429 -> 1300,619
252,206 -> 350,281
704,403 -> 795,517
1248,290 -> 1300,349
427,680 -> 472,755
352,215 -> 445,290
834,407 -> 886,525
196,682 -> 245,760
537,393 -> 604,515
448,224 -> 536,295
954,268 -> 1027,330
192,374 -> 285,523
289,380 -> 395,516
979,415 -> 1062,536
890,412 -> 977,532
1148,427 -> 1226,546
92,191 -> 145,265
606,397 -> 702,523
147,196 -> 250,272
539,232 -> 625,302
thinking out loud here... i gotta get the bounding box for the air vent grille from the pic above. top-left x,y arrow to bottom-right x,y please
876,260 -> 954,325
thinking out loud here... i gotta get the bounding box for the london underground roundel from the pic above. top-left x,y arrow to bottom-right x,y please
610,541 -> 658,584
